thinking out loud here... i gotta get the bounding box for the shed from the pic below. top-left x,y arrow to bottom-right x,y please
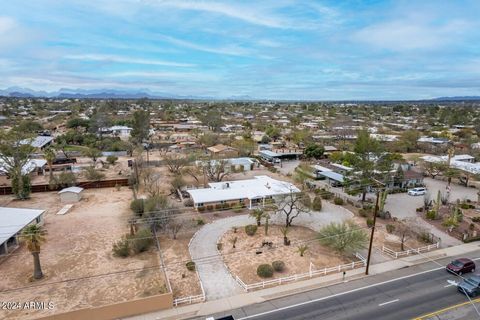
58,186 -> 84,203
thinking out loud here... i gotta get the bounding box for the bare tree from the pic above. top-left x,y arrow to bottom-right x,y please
201,159 -> 230,182
275,190 -> 311,227
395,218 -> 424,251
164,154 -> 191,174
167,218 -> 185,240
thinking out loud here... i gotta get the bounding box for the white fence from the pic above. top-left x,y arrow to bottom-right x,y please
382,242 -> 440,259
173,269 -> 206,307
234,252 -> 367,292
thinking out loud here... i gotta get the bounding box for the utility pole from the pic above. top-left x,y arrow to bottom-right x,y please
365,189 -> 381,275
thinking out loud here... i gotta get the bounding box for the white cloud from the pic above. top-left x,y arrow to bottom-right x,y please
0,16 -> 15,34
353,19 -> 471,51
64,54 -> 195,67
157,34 -> 254,56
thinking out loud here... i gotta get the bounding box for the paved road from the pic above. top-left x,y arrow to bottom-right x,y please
204,250 -> 480,320
189,204 -> 355,300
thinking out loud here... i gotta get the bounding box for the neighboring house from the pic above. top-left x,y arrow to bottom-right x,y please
0,207 -> 44,255
196,157 -> 256,173
418,136 -> 450,145
207,144 -> 237,157
20,135 -> 54,150
259,149 -> 302,163
58,186 -> 84,203
0,158 -> 47,176
187,175 -> 300,210
100,126 -> 133,137
421,154 -> 480,175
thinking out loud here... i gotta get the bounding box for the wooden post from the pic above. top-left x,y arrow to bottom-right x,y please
366,190 -> 380,275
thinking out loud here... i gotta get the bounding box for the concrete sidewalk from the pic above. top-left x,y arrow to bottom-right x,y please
126,242 -> 480,320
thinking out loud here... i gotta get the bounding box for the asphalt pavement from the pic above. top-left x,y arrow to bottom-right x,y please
204,251 -> 480,320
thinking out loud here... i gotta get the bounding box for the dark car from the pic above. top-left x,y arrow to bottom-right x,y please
446,258 -> 475,275
458,275 -> 480,297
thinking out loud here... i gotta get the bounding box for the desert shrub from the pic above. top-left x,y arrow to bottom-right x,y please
83,166 -> 105,181
112,238 -> 130,257
257,264 -> 274,278
186,261 -> 196,271
198,206 -> 206,212
217,242 -> 223,250
312,196 -> 323,211
386,224 -> 395,234
416,207 -> 423,212
426,210 -> 437,220
321,192 -> 333,200
106,155 -> 118,165
205,205 -> 214,212
129,228 -> 153,253
366,218 -> 374,228
130,199 -> 145,215
196,218 -> 205,226
272,260 -> 285,272
460,203 -> 471,210
215,203 -> 223,210
245,224 -> 258,236
333,197 -> 344,205
183,198 -> 194,207
232,203 -> 244,213
472,217 -> 480,223
358,209 -> 368,217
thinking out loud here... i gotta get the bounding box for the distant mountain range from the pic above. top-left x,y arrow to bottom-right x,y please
0,87 -> 479,101
0,87 -> 215,100
431,96 -> 480,101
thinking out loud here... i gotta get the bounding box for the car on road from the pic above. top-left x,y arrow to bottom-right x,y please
407,187 -> 427,196
457,275 -> 480,297
446,258 -> 476,275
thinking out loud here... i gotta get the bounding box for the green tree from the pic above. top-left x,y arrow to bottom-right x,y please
265,125 -> 281,141
317,221 -> 368,254
0,130 -> 35,199
82,147 -> 102,164
131,110 -> 151,144
44,147 -> 56,182
20,224 -> 46,279
304,144 -> 325,159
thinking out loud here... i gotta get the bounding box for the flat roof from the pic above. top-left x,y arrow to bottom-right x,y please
187,176 -> 300,204
319,171 -> 345,183
58,186 -> 84,194
0,207 -> 45,245
259,150 -> 303,157
20,136 -> 54,149
313,165 -> 333,172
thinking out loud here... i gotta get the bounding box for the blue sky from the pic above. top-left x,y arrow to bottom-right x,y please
1,0 -> 479,100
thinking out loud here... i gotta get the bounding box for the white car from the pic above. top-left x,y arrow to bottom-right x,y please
408,187 -> 427,196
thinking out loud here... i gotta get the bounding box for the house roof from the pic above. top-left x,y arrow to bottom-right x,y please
207,144 -> 234,153
0,207 -> 45,245
58,186 -> 84,194
318,171 -> 345,183
187,176 -> 300,204
0,158 -> 47,175
20,136 -> 54,149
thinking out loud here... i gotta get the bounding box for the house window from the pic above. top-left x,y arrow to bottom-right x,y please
220,200 -> 226,204
197,203 -> 204,207
239,199 -> 244,204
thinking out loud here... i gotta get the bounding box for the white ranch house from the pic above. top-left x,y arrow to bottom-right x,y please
187,176 -> 300,210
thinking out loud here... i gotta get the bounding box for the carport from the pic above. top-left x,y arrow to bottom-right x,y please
319,171 -> 345,187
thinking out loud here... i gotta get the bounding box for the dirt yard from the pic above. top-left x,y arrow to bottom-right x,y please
0,188 -> 166,320
158,229 -> 202,298
219,225 -> 354,284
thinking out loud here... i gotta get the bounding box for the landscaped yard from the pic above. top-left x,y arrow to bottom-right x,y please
0,188 -> 167,320
219,225 -> 355,284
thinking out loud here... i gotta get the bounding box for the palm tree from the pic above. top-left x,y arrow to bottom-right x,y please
20,224 -> 46,280
280,226 -> 290,245
44,147 -> 56,182
250,208 -> 264,226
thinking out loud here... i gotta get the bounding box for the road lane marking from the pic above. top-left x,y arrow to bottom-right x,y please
413,298 -> 480,319
444,284 -> 455,287
238,256 -> 480,320
378,299 -> 399,306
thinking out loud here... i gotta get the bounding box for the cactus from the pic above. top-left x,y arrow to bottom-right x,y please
379,190 -> 388,213
435,190 -> 441,215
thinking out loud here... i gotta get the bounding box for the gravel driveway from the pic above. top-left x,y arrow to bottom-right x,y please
189,202 -> 354,300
